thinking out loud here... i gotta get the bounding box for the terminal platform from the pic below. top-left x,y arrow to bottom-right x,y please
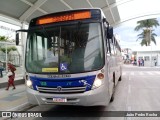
0,67 -> 29,112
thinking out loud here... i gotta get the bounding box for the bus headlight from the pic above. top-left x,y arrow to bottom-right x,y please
92,73 -> 104,89
26,79 -> 33,89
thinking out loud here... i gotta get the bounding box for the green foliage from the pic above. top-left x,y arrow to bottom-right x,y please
0,46 -> 17,53
137,29 -> 157,46
135,19 -> 159,31
0,35 -> 17,53
0,36 -> 9,42
135,19 -> 159,46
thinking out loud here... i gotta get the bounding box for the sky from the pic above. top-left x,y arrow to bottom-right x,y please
117,0 -> 160,21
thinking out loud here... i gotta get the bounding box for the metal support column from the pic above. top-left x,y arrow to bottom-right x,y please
5,43 -> 7,71
21,22 -> 26,76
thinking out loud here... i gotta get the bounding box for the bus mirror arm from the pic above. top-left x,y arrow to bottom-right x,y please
15,29 -> 28,46
16,32 -> 19,45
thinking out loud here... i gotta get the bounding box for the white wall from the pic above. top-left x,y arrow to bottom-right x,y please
137,51 -> 160,67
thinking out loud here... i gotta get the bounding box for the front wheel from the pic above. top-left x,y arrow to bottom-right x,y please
110,82 -> 115,103
119,67 -> 122,81
110,94 -> 114,102
118,76 -> 122,81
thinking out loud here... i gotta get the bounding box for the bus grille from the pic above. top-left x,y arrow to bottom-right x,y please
36,86 -> 86,94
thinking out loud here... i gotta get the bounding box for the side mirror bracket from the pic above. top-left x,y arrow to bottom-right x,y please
107,26 -> 113,39
16,32 -> 19,45
15,29 -> 28,45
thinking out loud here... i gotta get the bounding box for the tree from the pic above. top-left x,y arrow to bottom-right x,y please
137,30 -> 157,46
135,19 -> 159,46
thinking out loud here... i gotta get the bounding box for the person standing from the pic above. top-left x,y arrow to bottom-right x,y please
0,61 -> 3,77
134,59 -> 137,66
5,62 -> 16,90
154,59 -> 157,66
141,58 -> 144,66
138,59 -> 140,66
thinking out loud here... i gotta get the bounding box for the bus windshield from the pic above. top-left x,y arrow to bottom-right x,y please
25,22 -> 104,74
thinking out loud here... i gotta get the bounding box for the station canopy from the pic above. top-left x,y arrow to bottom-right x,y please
0,0 -> 160,27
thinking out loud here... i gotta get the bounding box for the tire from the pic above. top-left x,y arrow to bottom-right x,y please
118,67 -> 122,81
110,74 -> 115,102
110,94 -> 114,102
118,76 -> 122,81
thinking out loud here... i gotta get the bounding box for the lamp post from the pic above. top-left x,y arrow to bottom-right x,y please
0,41 -> 15,71
5,43 -> 7,71
150,28 -> 152,67
150,43 -> 152,67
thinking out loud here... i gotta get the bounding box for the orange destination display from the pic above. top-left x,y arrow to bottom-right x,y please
36,11 -> 91,25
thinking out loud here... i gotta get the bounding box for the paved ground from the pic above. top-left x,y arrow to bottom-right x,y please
0,84 -> 28,111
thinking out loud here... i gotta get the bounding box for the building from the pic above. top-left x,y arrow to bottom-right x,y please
121,48 -> 132,63
134,46 -> 160,67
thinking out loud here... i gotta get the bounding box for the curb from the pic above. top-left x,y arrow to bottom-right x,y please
0,79 -> 25,89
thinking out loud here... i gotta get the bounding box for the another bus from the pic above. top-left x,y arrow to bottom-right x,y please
16,8 -> 122,106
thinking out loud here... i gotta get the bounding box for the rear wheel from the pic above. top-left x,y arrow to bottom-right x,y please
110,74 -> 115,102
118,67 -> 122,81
118,76 -> 122,81
110,85 -> 115,102
110,93 -> 114,102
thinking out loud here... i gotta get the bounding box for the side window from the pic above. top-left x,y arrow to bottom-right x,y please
144,56 -> 150,61
104,24 -> 115,55
104,26 -> 111,54
106,38 -> 111,54
36,36 -> 43,60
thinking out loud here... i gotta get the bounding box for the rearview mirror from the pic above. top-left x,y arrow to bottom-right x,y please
16,32 -> 19,45
107,26 -> 113,39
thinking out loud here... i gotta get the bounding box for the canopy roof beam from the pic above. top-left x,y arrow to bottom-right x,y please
86,0 -> 93,8
105,0 -> 116,23
19,0 -> 48,21
60,0 -> 73,10
0,14 -> 22,26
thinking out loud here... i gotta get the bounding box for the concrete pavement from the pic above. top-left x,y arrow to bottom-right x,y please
0,67 -> 25,89
0,67 -> 28,112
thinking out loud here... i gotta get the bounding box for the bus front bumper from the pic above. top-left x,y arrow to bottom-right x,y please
26,85 -> 110,106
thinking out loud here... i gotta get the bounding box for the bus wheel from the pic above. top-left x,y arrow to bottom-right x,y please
110,94 -> 114,102
118,76 -> 122,81
110,75 -> 115,102
119,67 -> 122,81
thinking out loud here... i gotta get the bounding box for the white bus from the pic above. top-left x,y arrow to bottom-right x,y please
16,8 -> 122,106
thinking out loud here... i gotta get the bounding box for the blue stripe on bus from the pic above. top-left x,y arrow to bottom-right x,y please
29,75 -> 96,92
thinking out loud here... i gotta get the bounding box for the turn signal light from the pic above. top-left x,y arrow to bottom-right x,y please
97,73 -> 104,79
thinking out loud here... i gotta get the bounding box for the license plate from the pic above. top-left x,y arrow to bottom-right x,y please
53,98 -> 67,102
